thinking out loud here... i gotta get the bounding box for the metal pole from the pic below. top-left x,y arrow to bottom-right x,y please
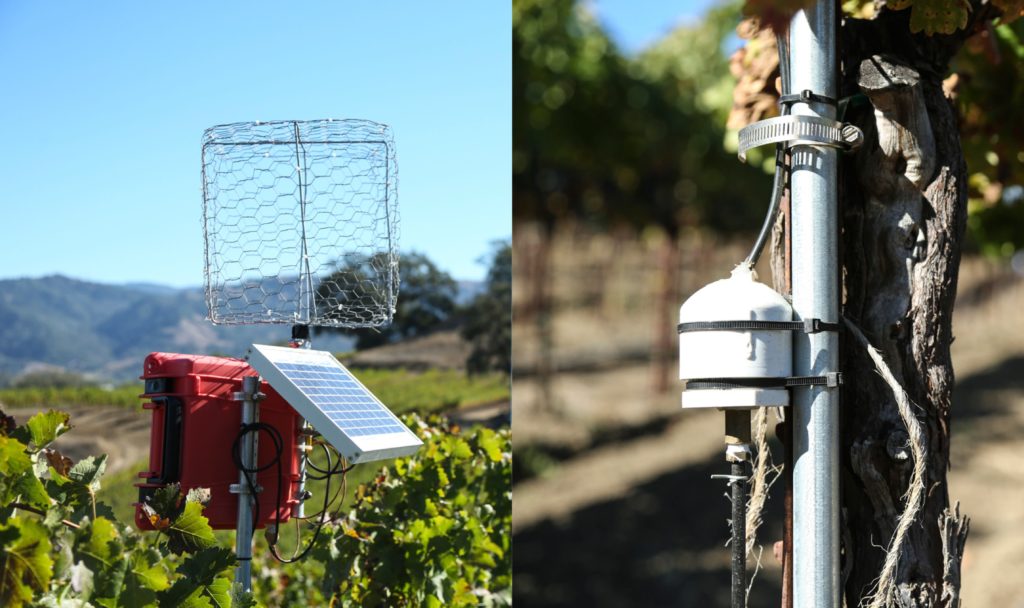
723,410 -> 752,608
788,2 -> 840,607
290,324 -> 313,520
233,375 -> 261,591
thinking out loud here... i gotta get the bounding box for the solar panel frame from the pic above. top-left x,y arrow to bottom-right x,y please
248,344 -> 422,464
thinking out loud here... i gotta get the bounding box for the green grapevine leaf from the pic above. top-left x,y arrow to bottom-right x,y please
67,455 -> 107,492
451,438 -> 473,460
76,516 -> 127,601
909,0 -> 970,34
12,467 -> 49,510
119,547 -> 170,608
0,519 -> 54,607
24,410 -> 71,448
478,431 -> 504,463
177,546 -> 235,579
0,436 -> 32,477
158,547 -> 234,607
165,502 -> 217,555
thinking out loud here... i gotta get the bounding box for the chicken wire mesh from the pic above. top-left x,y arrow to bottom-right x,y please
201,119 -> 399,328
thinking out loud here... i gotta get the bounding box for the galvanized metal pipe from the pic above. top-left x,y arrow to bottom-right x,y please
234,375 -> 260,592
788,2 -> 841,607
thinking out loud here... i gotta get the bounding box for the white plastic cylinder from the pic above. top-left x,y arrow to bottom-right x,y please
678,266 -> 793,409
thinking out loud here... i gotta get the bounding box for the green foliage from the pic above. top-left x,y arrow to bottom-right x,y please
954,18 -> 1024,255
308,415 -> 512,607
736,1 -> 1024,255
317,251 -> 459,350
0,519 -> 53,607
514,0 -> 771,235
461,241 -> 512,375
356,368 -> 510,414
157,547 -> 235,607
0,404 -> 511,607
21,410 -> 71,448
0,384 -> 143,410
0,410 -> 230,607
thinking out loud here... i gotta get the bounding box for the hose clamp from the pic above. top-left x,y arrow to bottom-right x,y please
737,115 -> 863,162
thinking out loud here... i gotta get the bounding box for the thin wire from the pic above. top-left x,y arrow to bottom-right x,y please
268,441 -> 350,563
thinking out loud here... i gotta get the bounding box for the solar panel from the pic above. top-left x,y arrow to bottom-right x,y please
247,344 -> 422,463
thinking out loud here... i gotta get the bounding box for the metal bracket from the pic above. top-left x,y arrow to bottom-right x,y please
711,473 -> 747,485
737,115 -> 863,162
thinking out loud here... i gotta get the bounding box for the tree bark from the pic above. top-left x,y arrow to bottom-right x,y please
837,10 -> 984,605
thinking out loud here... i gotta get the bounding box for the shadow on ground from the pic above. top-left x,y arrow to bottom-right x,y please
513,355 -> 1024,608
514,442 -> 785,608
952,355 -> 1024,444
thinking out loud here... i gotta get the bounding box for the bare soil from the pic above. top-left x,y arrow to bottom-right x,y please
8,405 -> 152,476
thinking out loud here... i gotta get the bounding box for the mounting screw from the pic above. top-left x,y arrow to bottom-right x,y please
842,124 -> 864,149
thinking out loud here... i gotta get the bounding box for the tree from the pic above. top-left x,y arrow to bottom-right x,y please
461,241 -> 512,375
736,1 -> 1024,604
513,0 -> 774,400
316,252 -> 458,350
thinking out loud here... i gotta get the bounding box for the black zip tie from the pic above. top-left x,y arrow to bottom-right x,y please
685,373 -> 843,390
779,89 -> 837,107
677,319 -> 840,334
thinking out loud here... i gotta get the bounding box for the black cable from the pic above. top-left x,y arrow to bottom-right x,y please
232,424 -> 353,564
269,441 -> 350,563
231,422 -> 284,534
744,35 -> 792,269
731,459 -> 748,608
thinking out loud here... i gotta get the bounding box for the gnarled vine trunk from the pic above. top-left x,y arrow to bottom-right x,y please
835,11 -> 983,606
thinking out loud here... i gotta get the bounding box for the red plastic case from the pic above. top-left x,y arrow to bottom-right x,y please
135,352 -> 300,530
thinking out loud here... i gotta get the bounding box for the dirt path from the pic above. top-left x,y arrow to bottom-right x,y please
8,406 -> 151,475
513,259 -> 1024,606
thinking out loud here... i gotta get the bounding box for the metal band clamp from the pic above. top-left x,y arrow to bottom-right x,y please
737,115 -> 863,162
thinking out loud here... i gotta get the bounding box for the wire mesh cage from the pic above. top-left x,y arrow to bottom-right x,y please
202,119 -> 399,328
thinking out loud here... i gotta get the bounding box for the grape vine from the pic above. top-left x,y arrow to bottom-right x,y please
0,409 -> 511,607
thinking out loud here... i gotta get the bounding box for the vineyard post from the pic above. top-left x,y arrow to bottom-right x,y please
788,1 -> 841,606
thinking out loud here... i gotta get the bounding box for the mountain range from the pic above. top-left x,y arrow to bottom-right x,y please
0,275 -> 480,384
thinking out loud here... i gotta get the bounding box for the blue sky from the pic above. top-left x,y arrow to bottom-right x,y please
0,1 -> 721,287
0,1 -> 510,287
591,0 -> 724,54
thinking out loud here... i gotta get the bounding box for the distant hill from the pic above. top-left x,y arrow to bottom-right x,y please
0,275 -> 354,383
0,275 -> 483,384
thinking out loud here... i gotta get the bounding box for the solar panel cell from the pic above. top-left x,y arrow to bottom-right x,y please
247,345 -> 423,463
